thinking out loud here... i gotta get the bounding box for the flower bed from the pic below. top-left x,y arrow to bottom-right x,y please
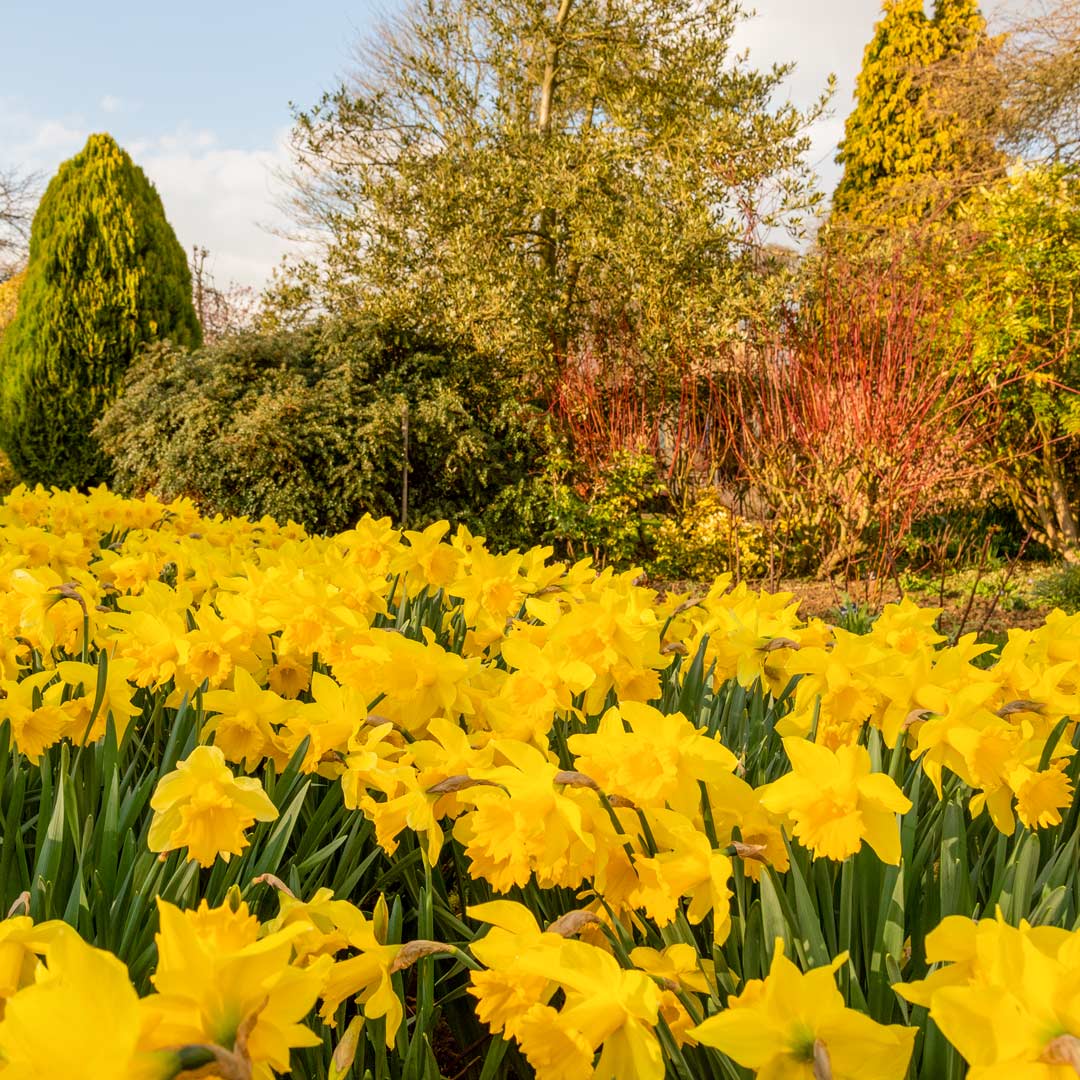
0,485 -> 1077,1078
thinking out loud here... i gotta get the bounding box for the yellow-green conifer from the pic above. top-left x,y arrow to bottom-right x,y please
833,0 -> 997,222
0,134 -> 200,488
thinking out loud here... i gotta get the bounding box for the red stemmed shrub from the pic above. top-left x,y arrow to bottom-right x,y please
727,254 -> 999,583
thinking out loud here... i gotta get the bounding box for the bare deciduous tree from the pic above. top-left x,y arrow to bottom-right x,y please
189,246 -> 259,343
0,167 -> 39,280
926,1 -> 1080,166
996,0 -> 1080,163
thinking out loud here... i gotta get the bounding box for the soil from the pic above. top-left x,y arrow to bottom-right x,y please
774,576 -> 1054,637
651,562 -> 1065,639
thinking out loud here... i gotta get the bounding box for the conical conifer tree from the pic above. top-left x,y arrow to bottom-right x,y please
0,133 -> 200,488
833,0 -> 997,221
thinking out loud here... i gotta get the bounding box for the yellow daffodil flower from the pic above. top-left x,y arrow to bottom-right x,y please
760,738 -> 911,864
143,897 -> 328,1078
0,925 -> 172,1080
691,940 -> 915,1079
147,744 -> 279,865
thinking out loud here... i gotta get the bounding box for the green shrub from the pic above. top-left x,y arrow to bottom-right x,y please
96,320 -> 545,538
654,489 -> 821,583
1034,563 -> 1080,614
0,134 -> 199,489
901,497 -> 1044,569
540,449 -> 665,568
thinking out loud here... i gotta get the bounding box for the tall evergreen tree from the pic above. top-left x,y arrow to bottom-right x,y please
0,134 -> 200,488
833,0 -> 998,221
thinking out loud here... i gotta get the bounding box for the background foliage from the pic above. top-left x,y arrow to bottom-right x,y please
282,0 -> 828,385
4,0 -> 1080,590
97,320 -> 547,540
959,165 -> 1080,558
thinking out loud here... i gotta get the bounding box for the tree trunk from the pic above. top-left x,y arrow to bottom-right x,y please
1037,420 -> 1080,562
560,96 -> 596,345
536,0 -> 575,360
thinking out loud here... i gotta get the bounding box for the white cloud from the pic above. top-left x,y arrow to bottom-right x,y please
100,94 -> 124,115
732,0 -> 883,197
136,129 -> 296,289
24,119 -> 86,158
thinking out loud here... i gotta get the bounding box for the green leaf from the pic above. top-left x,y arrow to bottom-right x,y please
31,747 -> 69,920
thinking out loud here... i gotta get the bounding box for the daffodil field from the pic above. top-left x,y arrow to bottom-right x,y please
3,487 -> 1080,1079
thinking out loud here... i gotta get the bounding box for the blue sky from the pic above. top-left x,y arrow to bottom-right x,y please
1,0 -> 895,288
3,2 -> 372,150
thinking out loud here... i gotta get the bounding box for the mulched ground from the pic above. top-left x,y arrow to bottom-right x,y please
775,577 -> 1053,637
650,562 -> 1064,638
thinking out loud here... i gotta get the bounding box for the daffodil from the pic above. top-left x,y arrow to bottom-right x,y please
143,897 -> 329,1079
0,916 -> 67,1017
176,602 -> 265,693
512,936 -> 665,1080
923,920 -> 1080,1077
0,925 -> 172,1080
567,701 -> 738,817
760,738 -> 911,864
202,665 -> 296,770
346,717 -> 496,865
1009,759 -> 1074,830
779,629 -> 889,749
467,900 -> 564,1039
262,886 -> 368,965
512,1003 -> 598,1077
316,899 -> 406,1047
630,942 -> 715,995
445,546 -> 530,649
452,739 -> 613,891
631,809 -> 734,943
869,597 -> 947,654
691,577 -> 814,694
54,657 -> 141,743
0,671 -> 68,763
266,651 -> 311,698
370,629 -> 481,733
706,770 -> 791,880
106,583 -> 191,689
147,744 -> 279,865
394,520 -> 464,595
468,898 -> 666,1079
485,634 -> 594,743
894,910 -> 1071,1010
4,565 -> 98,656
277,672 -> 365,773
690,940 -> 915,1079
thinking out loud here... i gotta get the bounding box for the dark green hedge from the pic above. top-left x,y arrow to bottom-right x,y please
96,320 -> 548,541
